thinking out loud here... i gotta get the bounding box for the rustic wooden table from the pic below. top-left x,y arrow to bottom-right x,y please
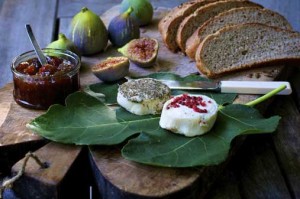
0,0 -> 300,199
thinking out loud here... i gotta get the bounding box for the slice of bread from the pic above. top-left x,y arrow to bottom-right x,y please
158,0 -> 219,52
176,0 -> 262,52
186,7 -> 292,60
195,23 -> 300,78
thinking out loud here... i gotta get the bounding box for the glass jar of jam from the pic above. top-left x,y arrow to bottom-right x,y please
11,48 -> 80,110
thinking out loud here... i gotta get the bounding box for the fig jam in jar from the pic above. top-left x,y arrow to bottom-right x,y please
11,49 -> 80,110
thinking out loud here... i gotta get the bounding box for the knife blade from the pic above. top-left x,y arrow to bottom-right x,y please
157,80 -> 292,95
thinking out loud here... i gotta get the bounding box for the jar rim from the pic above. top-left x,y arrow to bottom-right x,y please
11,48 -> 81,78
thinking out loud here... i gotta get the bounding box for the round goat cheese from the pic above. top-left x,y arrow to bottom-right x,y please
159,94 -> 218,136
117,78 -> 171,115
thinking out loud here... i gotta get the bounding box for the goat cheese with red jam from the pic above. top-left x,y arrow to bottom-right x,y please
159,94 -> 218,137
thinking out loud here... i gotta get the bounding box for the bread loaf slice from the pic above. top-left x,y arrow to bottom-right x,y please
176,0 -> 262,52
186,7 -> 292,60
158,0 -> 220,52
195,23 -> 300,78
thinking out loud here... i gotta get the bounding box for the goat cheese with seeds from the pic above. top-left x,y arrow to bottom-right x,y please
117,78 -> 171,115
159,94 -> 218,136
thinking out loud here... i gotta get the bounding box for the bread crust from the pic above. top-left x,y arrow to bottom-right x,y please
176,0 -> 262,52
195,23 -> 300,78
158,0 -> 219,52
186,27 -> 204,60
186,7 -> 292,60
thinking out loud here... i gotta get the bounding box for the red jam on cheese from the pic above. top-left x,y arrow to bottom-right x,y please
166,94 -> 208,113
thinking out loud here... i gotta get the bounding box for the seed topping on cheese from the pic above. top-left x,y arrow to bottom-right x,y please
119,78 -> 171,102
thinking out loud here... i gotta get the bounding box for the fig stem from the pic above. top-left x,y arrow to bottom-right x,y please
123,6 -> 134,17
58,33 -> 67,40
81,7 -> 89,12
245,84 -> 286,107
217,84 -> 286,110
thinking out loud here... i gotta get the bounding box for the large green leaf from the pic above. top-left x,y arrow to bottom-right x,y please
27,72 -> 280,167
27,92 -> 154,145
88,83 -> 118,104
121,104 -> 280,167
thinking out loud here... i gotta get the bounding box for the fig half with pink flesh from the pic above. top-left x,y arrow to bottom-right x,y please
118,37 -> 158,68
92,56 -> 129,82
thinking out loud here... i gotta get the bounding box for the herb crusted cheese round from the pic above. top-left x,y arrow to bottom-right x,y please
117,78 -> 171,115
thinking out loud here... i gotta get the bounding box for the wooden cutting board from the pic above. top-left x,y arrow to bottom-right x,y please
1,5 -> 285,199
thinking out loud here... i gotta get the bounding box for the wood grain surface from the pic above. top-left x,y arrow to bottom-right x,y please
12,143 -> 82,199
89,146 -> 203,199
0,0 -> 56,88
0,0 -> 299,199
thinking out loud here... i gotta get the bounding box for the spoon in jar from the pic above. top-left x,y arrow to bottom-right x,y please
25,24 -> 48,65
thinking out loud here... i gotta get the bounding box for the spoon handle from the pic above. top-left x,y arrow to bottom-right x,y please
25,24 -> 47,65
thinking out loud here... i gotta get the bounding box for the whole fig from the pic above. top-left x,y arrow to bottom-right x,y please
69,7 -> 108,55
108,7 -> 140,47
118,37 -> 159,68
120,0 -> 153,26
46,33 -> 81,58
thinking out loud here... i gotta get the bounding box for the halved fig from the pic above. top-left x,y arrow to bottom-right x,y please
92,56 -> 129,82
118,37 -> 158,68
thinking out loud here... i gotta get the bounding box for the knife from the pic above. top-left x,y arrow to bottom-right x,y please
157,80 -> 292,95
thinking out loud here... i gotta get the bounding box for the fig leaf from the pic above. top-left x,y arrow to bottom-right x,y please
27,73 -> 280,167
27,92 -> 157,145
122,104 -> 280,167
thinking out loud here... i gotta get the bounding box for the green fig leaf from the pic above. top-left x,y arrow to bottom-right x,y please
27,92 -> 141,145
89,83 -> 119,104
27,72 -> 280,167
121,104 -> 280,167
